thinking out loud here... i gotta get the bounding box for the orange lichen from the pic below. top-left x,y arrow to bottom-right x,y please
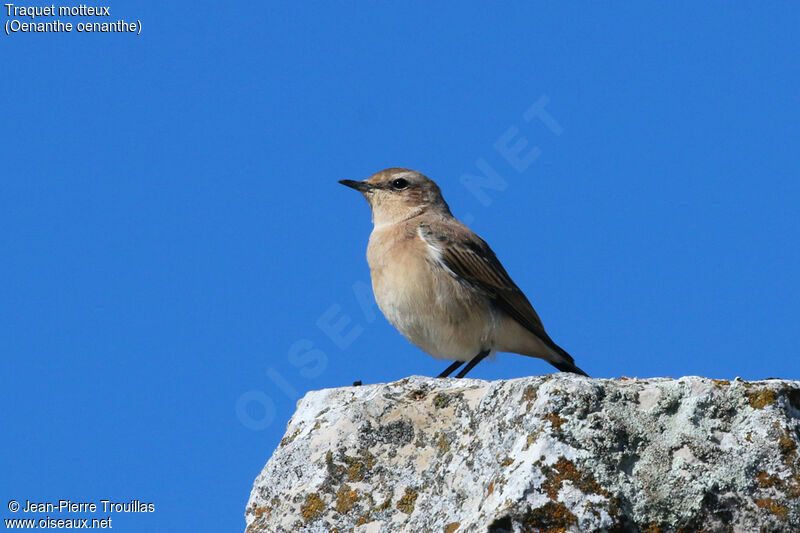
756,471 -> 781,488
280,428 -> 300,446
335,484 -> 359,514
396,488 -> 418,514
778,432 -> 797,464
524,385 -> 537,403
788,476 -> 800,499
250,505 -> 270,521
300,493 -> 325,523
540,456 -> 609,501
756,497 -> 789,520
521,501 -> 578,533
343,450 -> 376,482
748,389 -> 777,409
754,471 -> 800,500
544,413 -> 566,431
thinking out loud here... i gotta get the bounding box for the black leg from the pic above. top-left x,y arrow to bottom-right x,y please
437,360 -> 464,378
455,350 -> 490,378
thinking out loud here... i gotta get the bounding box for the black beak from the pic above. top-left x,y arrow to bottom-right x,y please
339,179 -> 373,193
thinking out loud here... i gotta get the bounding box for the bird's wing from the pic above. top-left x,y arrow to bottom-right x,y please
418,222 -> 548,340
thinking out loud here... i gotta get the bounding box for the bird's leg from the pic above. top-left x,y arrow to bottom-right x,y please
437,360 -> 464,378
455,350 -> 490,378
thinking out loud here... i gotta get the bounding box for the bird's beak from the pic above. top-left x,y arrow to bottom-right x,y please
339,179 -> 373,193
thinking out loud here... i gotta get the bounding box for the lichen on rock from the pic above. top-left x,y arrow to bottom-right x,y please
245,375 -> 800,532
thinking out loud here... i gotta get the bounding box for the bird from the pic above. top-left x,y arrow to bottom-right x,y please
339,168 -> 588,379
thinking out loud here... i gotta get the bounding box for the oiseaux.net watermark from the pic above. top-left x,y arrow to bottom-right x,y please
5,499 -> 154,529
235,95 -> 564,431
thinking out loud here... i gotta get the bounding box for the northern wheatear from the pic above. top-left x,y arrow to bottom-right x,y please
339,168 -> 588,378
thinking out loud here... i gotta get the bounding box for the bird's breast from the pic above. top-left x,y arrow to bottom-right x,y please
367,227 -> 433,319
366,225 -> 495,360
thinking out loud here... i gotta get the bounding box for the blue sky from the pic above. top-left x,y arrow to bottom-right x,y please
2,3 -> 799,532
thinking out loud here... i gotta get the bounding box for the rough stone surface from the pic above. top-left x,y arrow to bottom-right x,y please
245,375 -> 800,532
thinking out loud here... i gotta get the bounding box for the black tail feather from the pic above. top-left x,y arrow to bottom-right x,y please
550,358 -> 589,377
540,335 -> 589,377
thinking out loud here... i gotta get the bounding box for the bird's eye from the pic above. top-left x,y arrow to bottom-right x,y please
391,178 -> 409,190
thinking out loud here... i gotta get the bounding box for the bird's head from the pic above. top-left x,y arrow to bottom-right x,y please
339,168 -> 451,226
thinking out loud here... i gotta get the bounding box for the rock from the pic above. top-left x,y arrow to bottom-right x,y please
245,375 -> 800,532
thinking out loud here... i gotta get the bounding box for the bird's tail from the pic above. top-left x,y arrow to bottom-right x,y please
542,337 -> 589,377
550,356 -> 589,377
